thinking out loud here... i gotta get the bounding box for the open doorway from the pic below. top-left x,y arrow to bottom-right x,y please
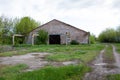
49,35 -> 60,44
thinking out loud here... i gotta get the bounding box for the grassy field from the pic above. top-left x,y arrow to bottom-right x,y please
0,64 -> 28,80
0,64 -> 90,80
0,44 -> 104,63
115,44 -> 120,53
0,44 -> 105,80
16,64 -> 90,80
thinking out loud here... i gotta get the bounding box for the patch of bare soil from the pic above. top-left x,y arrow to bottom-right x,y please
0,52 -> 49,71
0,64 -> 8,69
0,52 -> 81,71
112,45 -> 120,68
84,45 -> 120,80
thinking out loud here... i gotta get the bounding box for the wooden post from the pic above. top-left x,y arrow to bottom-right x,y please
32,33 -> 39,46
32,34 -> 34,46
88,32 -> 90,44
12,34 -> 24,46
66,32 -> 70,45
66,35 -> 67,46
12,35 -> 15,46
47,35 -> 49,45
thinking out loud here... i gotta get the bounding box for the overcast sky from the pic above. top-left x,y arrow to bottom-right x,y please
0,0 -> 120,36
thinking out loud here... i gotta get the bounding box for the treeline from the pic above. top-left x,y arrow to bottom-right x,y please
0,15 -> 120,44
0,16 -> 40,44
98,26 -> 120,43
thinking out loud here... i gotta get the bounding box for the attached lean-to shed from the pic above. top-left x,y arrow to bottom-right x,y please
27,19 -> 89,45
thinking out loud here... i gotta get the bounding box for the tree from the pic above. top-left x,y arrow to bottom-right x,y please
15,16 -> 39,35
0,16 -> 13,44
98,28 -> 116,43
36,30 -> 48,44
0,16 -> 3,44
14,16 -> 40,44
116,26 -> 120,43
0,16 -> 40,44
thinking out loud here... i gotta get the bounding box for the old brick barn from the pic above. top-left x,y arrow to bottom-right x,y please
27,19 -> 89,45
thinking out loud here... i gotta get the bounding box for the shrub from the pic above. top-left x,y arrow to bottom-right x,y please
70,40 -> 79,45
36,30 -> 48,44
90,34 -> 96,44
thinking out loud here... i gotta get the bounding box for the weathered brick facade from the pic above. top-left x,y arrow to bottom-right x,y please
27,19 -> 89,44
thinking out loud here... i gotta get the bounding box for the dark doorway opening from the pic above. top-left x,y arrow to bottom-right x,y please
49,35 -> 60,44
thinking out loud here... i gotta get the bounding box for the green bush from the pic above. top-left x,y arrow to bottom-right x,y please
14,37 -> 25,45
70,40 -> 79,45
36,30 -> 48,44
90,34 -> 96,44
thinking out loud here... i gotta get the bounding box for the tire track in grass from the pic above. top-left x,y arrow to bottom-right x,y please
84,46 -> 107,80
112,45 -> 120,68
84,45 -> 120,80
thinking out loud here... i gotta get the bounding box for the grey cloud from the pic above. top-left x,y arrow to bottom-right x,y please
0,0 -> 9,4
31,4 -> 44,12
112,0 -> 120,8
0,0 -> 12,8
56,0 -> 104,10
0,0 -> 13,13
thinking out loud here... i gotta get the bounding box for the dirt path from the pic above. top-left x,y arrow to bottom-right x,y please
84,48 -> 107,80
84,45 -> 120,80
112,45 -> 120,68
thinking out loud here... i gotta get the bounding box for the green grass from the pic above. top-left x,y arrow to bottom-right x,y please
0,64 -> 28,80
15,64 -> 90,80
46,50 -> 98,63
0,64 -> 90,80
0,44 -> 105,80
107,74 -> 120,80
46,44 -> 104,63
0,44 -> 104,57
115,44 -> 120,53
0,44 -> 105,64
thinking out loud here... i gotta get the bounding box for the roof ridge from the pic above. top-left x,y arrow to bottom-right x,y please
28,19 -> 89,34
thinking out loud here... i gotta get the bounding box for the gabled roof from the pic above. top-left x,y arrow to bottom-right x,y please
30,19 -> 89,34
